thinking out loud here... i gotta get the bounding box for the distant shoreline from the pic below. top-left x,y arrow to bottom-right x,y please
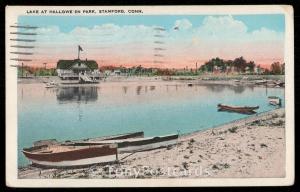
17,75 -> 284,87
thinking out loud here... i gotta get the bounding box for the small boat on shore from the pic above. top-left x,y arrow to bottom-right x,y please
33,131 -> 144,147
268,96 -> 282,106
217,104 -> 259,115
23,132 -> 144,167
64,134 -> 179,154
69,131 -> 144,143
23,144 -> 118,167
22,131 -> 178,167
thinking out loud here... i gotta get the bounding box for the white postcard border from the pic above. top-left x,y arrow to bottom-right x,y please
5,5 -> 294,187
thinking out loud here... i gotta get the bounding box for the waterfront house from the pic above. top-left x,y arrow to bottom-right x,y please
213,66 -> 221,74
254,66 -> 265,74
225,66 -> 239,75
103,70 -> 112,76
245,66 -> 251,74
56,59 -> 100,80
112,70 -> 121,76
103,69 -> 122,76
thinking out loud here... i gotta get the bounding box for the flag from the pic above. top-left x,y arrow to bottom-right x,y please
78,45 -> 83,51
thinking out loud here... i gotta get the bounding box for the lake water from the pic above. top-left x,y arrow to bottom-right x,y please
18,81 -> 285,166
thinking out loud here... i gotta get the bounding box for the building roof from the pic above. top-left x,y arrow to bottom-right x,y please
57,59 -> 98,70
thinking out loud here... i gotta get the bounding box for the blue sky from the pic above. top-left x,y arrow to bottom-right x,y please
17,14 -> 285,68
19,14 -> 285,33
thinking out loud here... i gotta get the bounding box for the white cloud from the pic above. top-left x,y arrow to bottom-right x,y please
190,15 -> 284,43
250,27 -> 284,41
174,19 -> 192,30
195,15 -> 247,39
36,25 -> 60,35
31,16 -> 284,67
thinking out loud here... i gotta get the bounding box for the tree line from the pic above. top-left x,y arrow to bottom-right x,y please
18,57 -> 285,77
18,66 -> 57,77
199,56 -> 284,75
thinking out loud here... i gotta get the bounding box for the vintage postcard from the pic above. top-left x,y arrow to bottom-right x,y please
6,5 -> 294,187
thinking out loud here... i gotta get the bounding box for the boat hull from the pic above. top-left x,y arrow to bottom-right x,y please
23,145 -> 117,167
26,154 -> 117,167
268,97 -> 282,106
35,131 -> 144,147
92,131 -> 144,141
72,134 -> 179,154
218,108 -> 256,115
118,138 -> 177,153
217,104 -> 259,115
65,131 -> 144,144
45,85 -> 57,88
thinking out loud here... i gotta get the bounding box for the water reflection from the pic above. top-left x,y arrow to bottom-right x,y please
21,88 -> 23,100
227,85 -> 246,94
205,84 -> 225,92
77,103 -> 83,121
150,86 -> 155,91
136,86 -> 142,95
56,86 -> 98,103
122,86 -> 128,94
204,84 -> 253,94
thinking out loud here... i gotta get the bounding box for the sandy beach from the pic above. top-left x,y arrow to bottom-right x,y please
18,108 -> 285,179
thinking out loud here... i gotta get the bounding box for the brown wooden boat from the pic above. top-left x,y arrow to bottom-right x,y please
22,144 -> 118,167
23,131 -> 144,167
217,104 -> 259,115
22,132 -> 179,167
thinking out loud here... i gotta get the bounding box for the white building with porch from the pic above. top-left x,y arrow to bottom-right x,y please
56,59 -> 101,82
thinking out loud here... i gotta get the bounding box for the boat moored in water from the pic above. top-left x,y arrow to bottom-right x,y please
217,104 -> 259,115
268,96 -> 282,106
45,81 -> 58,88
254,80 -> 267,85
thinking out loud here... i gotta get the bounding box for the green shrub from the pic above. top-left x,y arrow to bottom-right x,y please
228,126 -> 238,133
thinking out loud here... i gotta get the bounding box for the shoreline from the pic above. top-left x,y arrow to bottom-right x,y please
180,108 -> 284,140
17,75 -> 285,90
18,108 -> 285,179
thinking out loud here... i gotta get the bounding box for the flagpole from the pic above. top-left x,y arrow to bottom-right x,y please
78,46 -> 80,60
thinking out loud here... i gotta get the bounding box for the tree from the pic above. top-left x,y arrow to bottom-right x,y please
270,62 -> 281,75
281,63 -> 285,75
200,57 -> 226,72
226,60 -> 234,67
201,60 -> 213,72
264,68 -> 270,75
233,56 -> 247,72
247,61 -> 255,72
